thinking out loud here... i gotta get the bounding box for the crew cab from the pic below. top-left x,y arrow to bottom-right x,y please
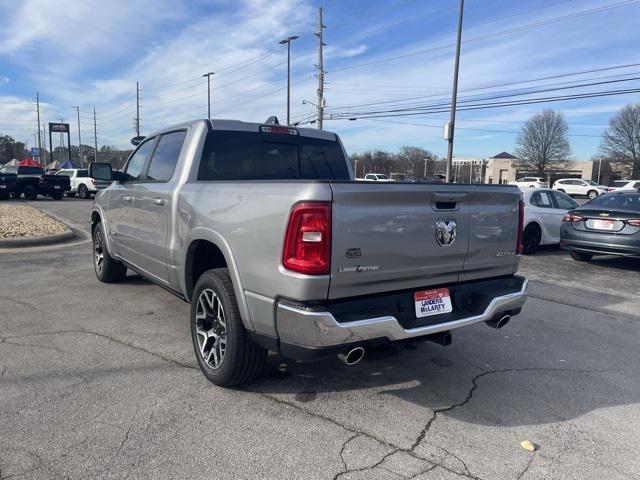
0,165 -> 70,200
55,168 -> 102,199
89,119 -> 528,387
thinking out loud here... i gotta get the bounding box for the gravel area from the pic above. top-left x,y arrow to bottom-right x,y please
0,204 -> 67,238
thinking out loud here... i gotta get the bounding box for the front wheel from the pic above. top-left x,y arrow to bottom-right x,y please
78,184 -> 90,199
522,224 -> 541,254
587,190 -> 598,200
24,185 -> 37,200
92,222 -> 127,282
191,269 -> 267,387
570,251 -> 593,262
11,191 -> 21,199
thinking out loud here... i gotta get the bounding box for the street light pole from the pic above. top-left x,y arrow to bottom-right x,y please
279,35 -> 299,125
203,72 -> 215,118
72,106 -> 82,166
445,0 -> 465,183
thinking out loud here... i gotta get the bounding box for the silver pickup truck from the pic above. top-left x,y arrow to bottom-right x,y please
89,119 -> 528,386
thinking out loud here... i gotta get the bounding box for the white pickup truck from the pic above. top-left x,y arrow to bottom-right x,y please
55,168 -> 100,199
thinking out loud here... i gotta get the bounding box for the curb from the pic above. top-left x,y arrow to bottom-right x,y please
0,228 -> 75,248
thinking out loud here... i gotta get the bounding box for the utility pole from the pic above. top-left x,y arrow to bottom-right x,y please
315,7 -> 326,130
445,0 -> 465,183
135,82 -> 141,137
59,118 -> 64,162
42,123 -> 47,165
72,106 -> 82,166
353,159 -> 358,178
203,72 -> 215,118
35,93 -> 42,166
423,158 -> 428,177
93,108 -> 98,163
279,35 -> 299,125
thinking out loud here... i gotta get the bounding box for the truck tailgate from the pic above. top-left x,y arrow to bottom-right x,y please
328,183 -> 520,300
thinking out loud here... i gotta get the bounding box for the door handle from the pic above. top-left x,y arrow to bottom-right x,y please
152,198 -> 165,206
122,196 -> 132,202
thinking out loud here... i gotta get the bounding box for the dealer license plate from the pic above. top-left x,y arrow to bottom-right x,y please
593,219 -> 615,230
54,185 -> 60,189
0,185 -> 6,189
414,288 -> 453,318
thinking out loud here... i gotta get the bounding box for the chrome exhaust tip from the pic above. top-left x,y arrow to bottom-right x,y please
486,314 -> 511,329
338,346 -> 365,366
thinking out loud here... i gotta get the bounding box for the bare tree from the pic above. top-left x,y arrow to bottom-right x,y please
514,109 -> 573,174
599,104 -> 640,178
396,146 -> 437,177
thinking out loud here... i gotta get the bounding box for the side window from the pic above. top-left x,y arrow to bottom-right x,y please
553,192 -> 578,209
124,139 -> 155,182
146,131 -> 187,182
633,182 -> 640,189
531,192 -> 553,208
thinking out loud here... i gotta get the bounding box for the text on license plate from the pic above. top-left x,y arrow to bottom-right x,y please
414,288 -> 453,318
593,219 -> 615,230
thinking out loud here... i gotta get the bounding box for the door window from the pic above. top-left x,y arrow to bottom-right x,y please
530,191 -> 553,208
146,131 -> 187,182
124,139 -> 155,182
552,191 -> 578,209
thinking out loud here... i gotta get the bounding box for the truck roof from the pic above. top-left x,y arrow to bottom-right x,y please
145,119 -> 338,142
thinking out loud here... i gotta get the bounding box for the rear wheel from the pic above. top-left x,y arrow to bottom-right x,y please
522,224 -> 541,254
191,269 -> 267,387
24,185 -> 37,200
92,222 -> 127,282
570,251 -> 593,262
78,184 -> 89,199
587,190 -> 598,200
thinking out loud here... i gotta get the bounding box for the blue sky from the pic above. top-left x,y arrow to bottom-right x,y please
0,0 -> 639,160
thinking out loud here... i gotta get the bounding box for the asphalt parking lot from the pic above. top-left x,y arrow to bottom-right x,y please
2,198 -> 640,480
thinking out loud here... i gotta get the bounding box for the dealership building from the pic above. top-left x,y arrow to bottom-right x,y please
452,152 -> 594,185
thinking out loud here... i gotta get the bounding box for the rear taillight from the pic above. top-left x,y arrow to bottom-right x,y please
627,219 -> 640,227
516,198 -> 524,254
282,202 -> 331,275
91,179 -> 96,185
563,212 -> 584,222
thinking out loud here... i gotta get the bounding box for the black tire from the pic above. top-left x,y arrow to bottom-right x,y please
11,191 -> 22,199
587,190 -> 598,200
78,184 -> 89,199
191,268 -> 267,387
522,224 -> 541,255
92,222 -> 127,283
52,192 -> 64,200
67,192 -> 76,198
24,185 -> 37,200
570,251 -> 593,262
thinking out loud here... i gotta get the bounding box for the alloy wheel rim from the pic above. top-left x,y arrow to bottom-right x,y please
195,288 -> 227,370
94,230 -> 104,275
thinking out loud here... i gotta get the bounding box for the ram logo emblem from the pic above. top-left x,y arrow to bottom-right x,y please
435,218 -> 457,246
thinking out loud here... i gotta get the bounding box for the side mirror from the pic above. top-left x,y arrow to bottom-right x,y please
89,163 -> 113,182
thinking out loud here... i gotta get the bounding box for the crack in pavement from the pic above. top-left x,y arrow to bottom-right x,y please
516,456 -> 534,480
1,330 -> 197,371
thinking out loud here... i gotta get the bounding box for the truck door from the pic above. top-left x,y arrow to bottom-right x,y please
131,130 -> 187,284
107,138 -> 156,262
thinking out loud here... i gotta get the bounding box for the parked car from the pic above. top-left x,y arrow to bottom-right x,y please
89,119 -> 527,387
521,188 -> 579,254
363,173 -> 394,182
510,176 -> 547,189
560,191 -> 640,261
55,168 -> 105,199
0,169 -> 17,200
552,178 -> 608,199
607,179 -> 640,192
0,165 -> 70,200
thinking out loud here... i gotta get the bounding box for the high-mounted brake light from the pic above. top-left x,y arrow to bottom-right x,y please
516,198 -> 524,255
282,202 -> 331,275
562,212 -> 584,222
260,125 -> 299,135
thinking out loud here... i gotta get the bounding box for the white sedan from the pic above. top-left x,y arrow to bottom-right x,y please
552,178 -> 608,199
608,179 -> 640,191
510,176 -> 546,188
521,188 -> 579,254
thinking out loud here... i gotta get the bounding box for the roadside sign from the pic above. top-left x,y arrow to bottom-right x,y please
49,122 -> 70,133
30,147 -> 41,157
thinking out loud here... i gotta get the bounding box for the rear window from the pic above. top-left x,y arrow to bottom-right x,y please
197,130 -> 350,181
587,193 -> 640,211
77,169 -> 89,177
18,166 -> 44,175
612,181 -> 628,187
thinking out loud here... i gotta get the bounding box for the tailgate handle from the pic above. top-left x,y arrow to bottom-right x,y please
433,192 -> 466,210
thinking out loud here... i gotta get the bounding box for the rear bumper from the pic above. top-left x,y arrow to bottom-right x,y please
560,225 -> 640,257
561,239 -> 640,257
275,276 -> 528,354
